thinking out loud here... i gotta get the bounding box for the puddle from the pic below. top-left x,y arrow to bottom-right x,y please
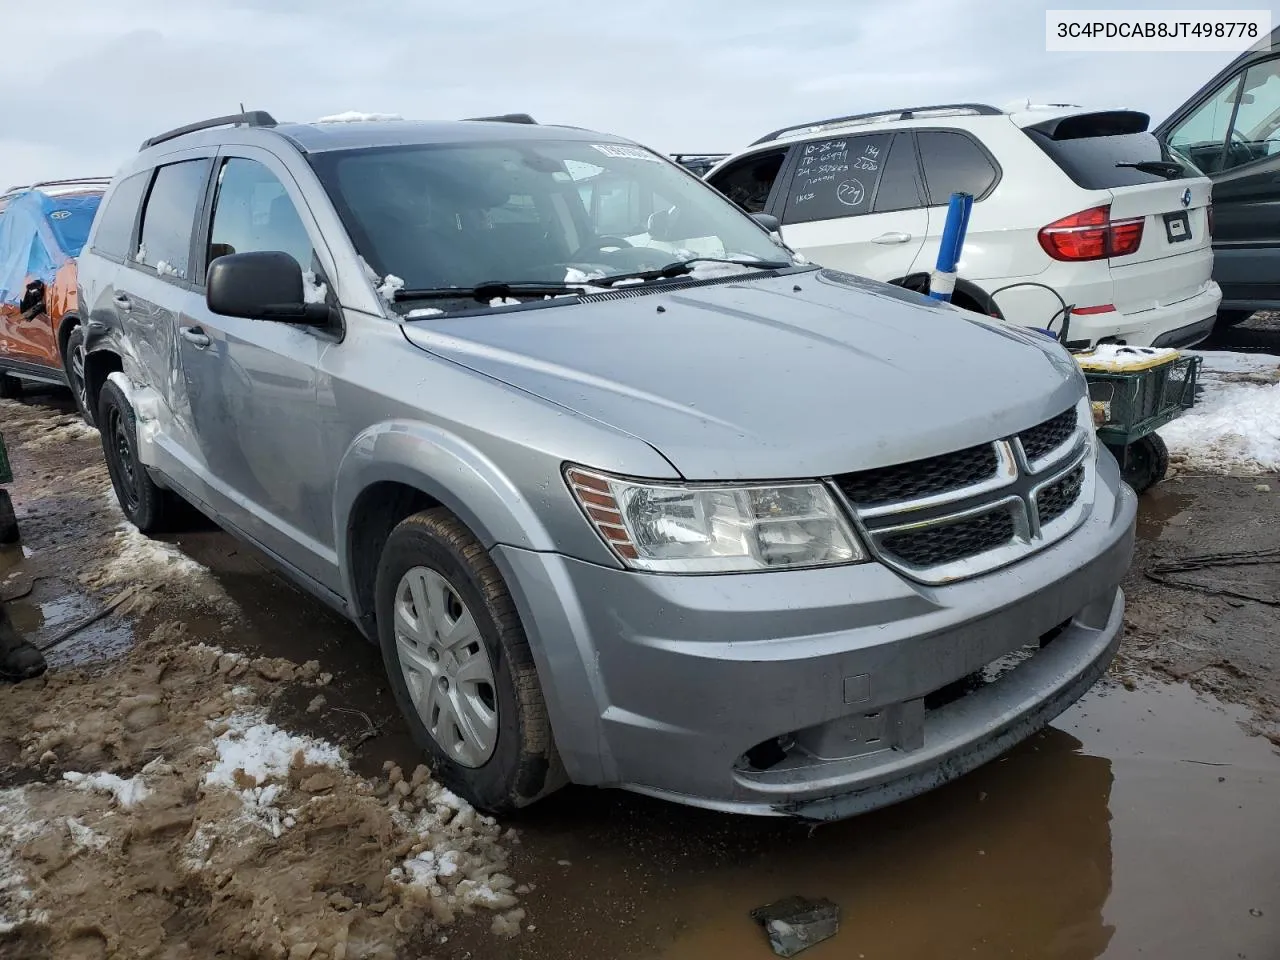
1135,487 -> 1194,542
436,680 -> 1279,960
0,544 -> 134,668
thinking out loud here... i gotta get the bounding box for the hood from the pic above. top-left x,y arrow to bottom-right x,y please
400,270 -> 1085,480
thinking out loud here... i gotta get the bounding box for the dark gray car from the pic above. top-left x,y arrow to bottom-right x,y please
75,111 -> 1136,818
1157,25 -> 1280,325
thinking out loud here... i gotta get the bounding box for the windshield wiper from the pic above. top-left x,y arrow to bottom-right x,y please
394,281 -> 590,304
1115,160 -> 1185,180
594,257 -> 795,288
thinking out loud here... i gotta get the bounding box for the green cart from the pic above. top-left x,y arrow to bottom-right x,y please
1074,346 -> 1202,494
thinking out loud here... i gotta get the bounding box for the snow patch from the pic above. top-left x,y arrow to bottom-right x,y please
63,771 -> 151,809
90,519 -> 213,593
155,260 -> 181,279
1159,351 -> 1280,475
315,111 -> 404,123
66,818 -> 109,851
202,711 -> 345,838
405,307 -> 444,318
488,297 -> 520,307
301,270 -> 328,304
205,711 -> 345,789
0,788 -> 48,934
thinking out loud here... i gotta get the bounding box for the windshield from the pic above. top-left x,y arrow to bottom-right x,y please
308,138 -> 798,308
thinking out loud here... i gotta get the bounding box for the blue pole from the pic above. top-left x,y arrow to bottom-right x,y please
929,192 -> 973,302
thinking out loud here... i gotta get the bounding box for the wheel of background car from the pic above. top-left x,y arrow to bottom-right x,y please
1120,433 -> 1169,495
98,379 -> 176,533
570,235 -> 633,260
374,506 -> 562,813
0,374 -> 21,401
64,326 -> 96,428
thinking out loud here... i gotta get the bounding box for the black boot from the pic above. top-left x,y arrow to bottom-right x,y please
0,603 -> 45,682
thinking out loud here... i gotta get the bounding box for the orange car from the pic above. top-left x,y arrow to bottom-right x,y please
0,178 -> 109,423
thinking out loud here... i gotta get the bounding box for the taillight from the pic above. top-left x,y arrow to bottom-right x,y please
1207,203 -> 1214,238
1038,205 -> 1145,261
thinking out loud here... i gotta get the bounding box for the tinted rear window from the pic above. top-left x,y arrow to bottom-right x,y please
1025,126 -> 1197,189
92,172 -> 149,260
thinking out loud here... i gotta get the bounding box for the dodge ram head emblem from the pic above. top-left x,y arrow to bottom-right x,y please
1181,188 -> 1192,208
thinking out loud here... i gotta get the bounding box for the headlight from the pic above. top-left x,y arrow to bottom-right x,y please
1078,395 -> 1100,459
565,466 -> 865,573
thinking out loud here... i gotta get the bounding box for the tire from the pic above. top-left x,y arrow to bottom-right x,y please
375,507 -> 562,813
0,490 -> 18,545
1121,433 -> 1169,495
1216,309 -> 1254,328
98,379 -> 174,533
0,374 -> 21,400
64,326 -> 96,427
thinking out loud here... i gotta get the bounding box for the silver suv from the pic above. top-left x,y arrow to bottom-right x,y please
76,110 -> 1136,818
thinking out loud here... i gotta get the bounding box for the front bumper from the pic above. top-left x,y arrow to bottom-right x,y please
493,451 -> 1137,818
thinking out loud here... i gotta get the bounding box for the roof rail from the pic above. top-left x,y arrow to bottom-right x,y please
30,176 -> 111,189
750,103 -> 1003,145
670,153 -> 729,162
463,113 -> 537,125
140,110 -> 277,151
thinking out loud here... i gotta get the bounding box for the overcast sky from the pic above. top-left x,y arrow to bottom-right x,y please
0,0 -> 1267,187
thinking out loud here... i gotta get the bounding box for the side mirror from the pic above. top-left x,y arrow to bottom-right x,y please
752,213 -> 781,233
206,251 -> 330,324
19,279 -> 46,318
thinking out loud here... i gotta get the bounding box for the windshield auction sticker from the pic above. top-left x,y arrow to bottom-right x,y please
1046,9 -> 1270,51
590,144 -> 664,162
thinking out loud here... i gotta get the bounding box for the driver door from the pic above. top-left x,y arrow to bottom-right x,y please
178,148 -> 338,584
1163,53 -> 1280,310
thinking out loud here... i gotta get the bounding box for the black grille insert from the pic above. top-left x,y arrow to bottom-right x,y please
836,443 -> 998,507
1037,465 -> 1085,527
1020,406 -> 1077,462
881,509 -> 1015,568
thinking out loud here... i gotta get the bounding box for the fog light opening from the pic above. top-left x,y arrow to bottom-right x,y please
742,736 -> 791,771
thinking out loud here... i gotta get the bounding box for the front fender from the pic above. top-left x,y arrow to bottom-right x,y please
333,419 -> 560,614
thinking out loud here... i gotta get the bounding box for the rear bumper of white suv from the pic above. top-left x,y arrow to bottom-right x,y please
1066,280 -> 1221,348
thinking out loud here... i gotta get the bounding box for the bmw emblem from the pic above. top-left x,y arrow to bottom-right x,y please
1180,188 -> 1192,208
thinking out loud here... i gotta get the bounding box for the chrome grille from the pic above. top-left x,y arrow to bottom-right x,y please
836,443 -> 998,507
1036,464 -> 1085,527
1019,406 -> 1077,464
836,400 -> 1095,584
881,508 -> 1016,568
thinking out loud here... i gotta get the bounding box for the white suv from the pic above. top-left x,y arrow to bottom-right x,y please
704,103 -> 1222,348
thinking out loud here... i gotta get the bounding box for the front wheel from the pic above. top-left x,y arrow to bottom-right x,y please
64,326 -> 95,427
375,507 -> 562,813
0,374 -> 21,400
1120,433 -> 1169,495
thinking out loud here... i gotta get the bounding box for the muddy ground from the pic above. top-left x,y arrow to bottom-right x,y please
1,382 -> 1278,960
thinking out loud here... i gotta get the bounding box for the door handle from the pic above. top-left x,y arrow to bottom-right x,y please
180,326 -> 211,349
112,294 -> 132,311
872,232 -> 912,244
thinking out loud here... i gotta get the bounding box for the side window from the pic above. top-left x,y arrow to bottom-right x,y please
917,132 -> 997,205
1224,58 -> 1280,172
707,148 -> 787,214
209,158 -> 315,273
91,172 -> 149,260
136,159 -> 211,280
211,156 -> 316,271
872,134 -> 923,213
782,134 -> 891,225
1167,74 -> 1243,174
